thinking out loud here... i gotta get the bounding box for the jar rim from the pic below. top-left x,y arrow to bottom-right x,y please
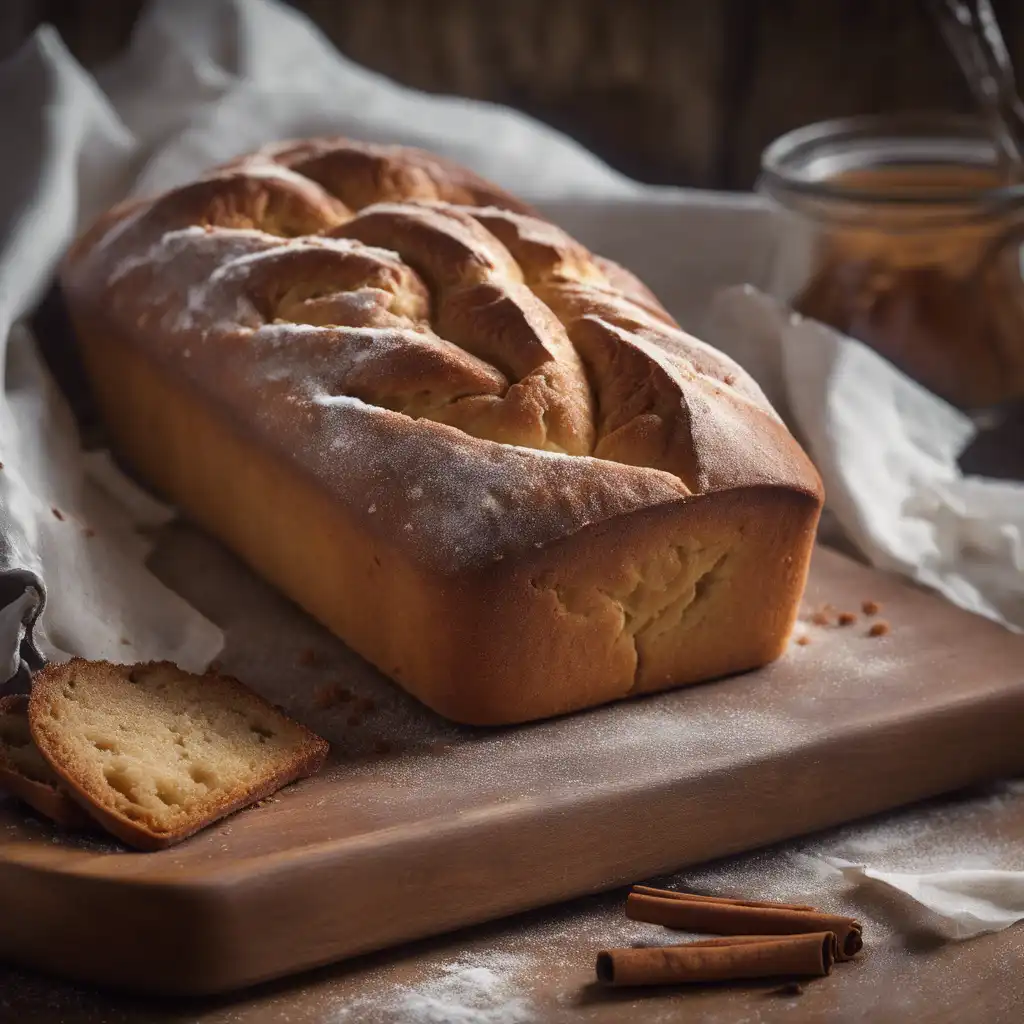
760,112 -> 1024,209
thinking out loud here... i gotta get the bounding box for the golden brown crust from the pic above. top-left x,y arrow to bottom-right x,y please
224,137 -> 541,217
60,136 -> 823,725
27,660 -> 329,851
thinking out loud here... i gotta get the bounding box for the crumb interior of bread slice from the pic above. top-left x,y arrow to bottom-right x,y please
0,706 -> 61,786
43,664 -> 304,832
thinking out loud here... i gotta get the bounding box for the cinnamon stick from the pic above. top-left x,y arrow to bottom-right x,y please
631,886 -> 818,912
626,888 -> 863,960
596,932 -> 837,987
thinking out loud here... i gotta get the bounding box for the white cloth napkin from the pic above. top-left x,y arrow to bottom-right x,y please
826,859 -> 1024,940
0,24 -> 223,681
702,286 -> 1024,632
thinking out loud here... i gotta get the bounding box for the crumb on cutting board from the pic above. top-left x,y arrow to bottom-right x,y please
51,507 -> 65,522
795,635 -> 811,646
837,611 -> 857,626
312,682 -> 354,711
868,621 -> 890,637
862,600 -> 882,616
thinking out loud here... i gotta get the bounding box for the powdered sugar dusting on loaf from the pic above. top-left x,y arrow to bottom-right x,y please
105,226 -> 410,336
107,225 -> 267,286
64,151 -> 821,581
200,338 -> 687,570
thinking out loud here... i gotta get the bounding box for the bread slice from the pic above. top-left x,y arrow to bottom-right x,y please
28,660 -> 329,851
0,695 -> 91,828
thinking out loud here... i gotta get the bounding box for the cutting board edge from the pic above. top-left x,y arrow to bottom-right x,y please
3,676 -> 1022,996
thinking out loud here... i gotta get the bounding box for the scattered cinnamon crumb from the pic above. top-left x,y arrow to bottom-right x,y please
868,621 -> 890,637
311,685 -> 334,711
810,610 -> 831,626
297,648 -> 318,668
862,600 -> 881,616
354,696 -> 377,714
51,507 -> 65,522
83,526 -> 96,538
795,635 -> 811,646
119,637 -> 130,646
312,682 -> 353,711
837,611 -> 857,626
771,981 -> 804,997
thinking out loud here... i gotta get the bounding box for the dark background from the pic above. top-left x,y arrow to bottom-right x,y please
3,0 -> 1023,190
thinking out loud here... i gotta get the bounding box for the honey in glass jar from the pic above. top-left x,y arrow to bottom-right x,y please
759,114 -> 1024,411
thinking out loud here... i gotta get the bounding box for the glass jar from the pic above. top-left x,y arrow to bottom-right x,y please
759,114 -> 1024,411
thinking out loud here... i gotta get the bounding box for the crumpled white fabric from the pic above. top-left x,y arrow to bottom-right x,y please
3,317 -> 223,670
0,24 -> 224,678
100,0 -> 641,201
702,286 -> 1024,631
826,859 -> 1024,940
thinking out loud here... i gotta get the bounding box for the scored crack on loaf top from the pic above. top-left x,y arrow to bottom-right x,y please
63,138 -> 822,572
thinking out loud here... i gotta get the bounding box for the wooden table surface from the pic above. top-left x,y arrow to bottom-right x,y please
3,777 -> 1021,1023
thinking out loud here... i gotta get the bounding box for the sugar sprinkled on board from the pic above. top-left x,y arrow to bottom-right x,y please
333,951 -> 539,1023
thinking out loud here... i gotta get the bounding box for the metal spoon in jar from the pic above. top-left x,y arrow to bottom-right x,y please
927,0 -> 1024,176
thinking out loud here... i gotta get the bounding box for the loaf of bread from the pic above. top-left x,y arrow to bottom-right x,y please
61,138 -> 823,725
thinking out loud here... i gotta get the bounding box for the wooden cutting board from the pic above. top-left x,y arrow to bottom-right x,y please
1,536 -> 1022,997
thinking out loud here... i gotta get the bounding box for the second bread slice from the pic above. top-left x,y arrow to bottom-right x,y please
29,660 -> 329,850
0,695 -> 90,828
